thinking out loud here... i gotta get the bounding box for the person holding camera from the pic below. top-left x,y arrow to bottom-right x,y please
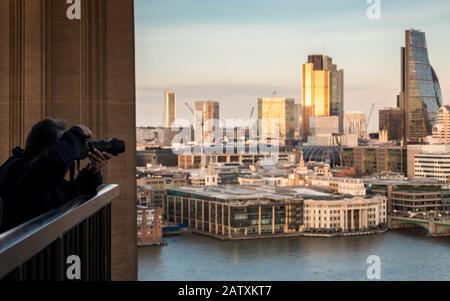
0,118 -> 113,234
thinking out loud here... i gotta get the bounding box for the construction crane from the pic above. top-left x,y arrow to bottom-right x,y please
248,107 -> 255,127
185,102 -> 205,158
365,103 -> 376,138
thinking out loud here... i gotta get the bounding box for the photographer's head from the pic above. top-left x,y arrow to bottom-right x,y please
25,118 -> 66,157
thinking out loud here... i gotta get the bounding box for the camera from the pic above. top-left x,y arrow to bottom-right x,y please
79,138 -> 126,160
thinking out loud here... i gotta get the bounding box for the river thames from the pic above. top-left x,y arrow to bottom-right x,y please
139,230 -> 450,281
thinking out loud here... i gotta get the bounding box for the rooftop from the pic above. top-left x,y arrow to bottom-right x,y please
168,185 -> 358,202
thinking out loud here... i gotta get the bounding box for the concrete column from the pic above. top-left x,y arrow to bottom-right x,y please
272,206 -> 276,234
202,201 -> 205,231
188,199 -> 191,227
228,205 -> 232,239
284,205 -> 289,233
351,210 -> 354,231
215,203 -> 218,234
364,209 -> 369,228
165,197 -> 170,223
222,204 -> 225,235
258,206 -> 262,235
195,200 -> 198,229
174,198 -> 177,224
181,198 -> 184,224
209,202 -> 212,233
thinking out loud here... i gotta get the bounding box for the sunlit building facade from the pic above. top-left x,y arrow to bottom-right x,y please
301,55 -> 344,139
164,90 -> 176,128
432,106 -> 450,144
195,100 -> 220,143
258,97 -> 296,143
398,29 -> 442,142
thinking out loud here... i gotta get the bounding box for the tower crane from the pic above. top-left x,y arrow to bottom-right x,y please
185,102 -> 205,159
365,102 -> 376,138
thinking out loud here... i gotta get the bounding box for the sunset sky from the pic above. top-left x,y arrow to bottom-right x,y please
135,0 -> 450,131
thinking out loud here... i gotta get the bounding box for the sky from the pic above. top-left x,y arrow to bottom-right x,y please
135,0 -> 450,131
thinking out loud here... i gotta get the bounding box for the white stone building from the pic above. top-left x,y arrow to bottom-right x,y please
303,196 -> 387,233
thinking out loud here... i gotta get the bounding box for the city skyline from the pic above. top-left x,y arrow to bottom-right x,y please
136,0 -> 450,131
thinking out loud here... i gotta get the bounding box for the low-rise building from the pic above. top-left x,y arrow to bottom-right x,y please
342,146 -> 407,177
137,206 -> 164,246
178,151 -> 295,169
137,147 -> 178,167
307,176 -> 366,196
414,153 -> 450,183
165,185 -> 387,240
390,187 -> 450,216
303,195 -> 387,233
165,186 -> 304,240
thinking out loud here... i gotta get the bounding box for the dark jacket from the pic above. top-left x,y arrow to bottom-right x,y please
0,127 -> 102,233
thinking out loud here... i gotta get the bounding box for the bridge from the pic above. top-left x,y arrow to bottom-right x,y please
390,216 -> 450,237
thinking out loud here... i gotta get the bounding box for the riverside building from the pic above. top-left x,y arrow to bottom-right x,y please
303,195 -> 387,234
165,186 -> 387,240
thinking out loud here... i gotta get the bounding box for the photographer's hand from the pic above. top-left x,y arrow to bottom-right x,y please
88,148 -> 113,175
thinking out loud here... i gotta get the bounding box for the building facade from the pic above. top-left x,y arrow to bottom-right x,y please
398,29 -> 442,142
307,176 -> 366,196
414,153 -> 450,183
164,90 -> 176,128
344,111 -> 367,140
0,0 -> 137,280
379,107 -> 404,142
137,207 -> 164,246
258,97 -> 296,143
195,100 -> 220,143
342,146 -> 408,177
390,188 -> 450,215
301,55 -> 344,138
137,147 -> 178,167
165,187 -> 304,240
303,196 -> 387,233
432,106 -> 450,144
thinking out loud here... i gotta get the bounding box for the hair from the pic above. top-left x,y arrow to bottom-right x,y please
25,118 -> 67,157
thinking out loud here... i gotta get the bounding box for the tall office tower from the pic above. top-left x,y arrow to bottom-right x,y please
432,106 -> 450,144
164,90 -> 176,128
344,112 -> 368,140
398,29 -> 442,142
379,108 -> 405,142
301,55 -> 344,139
195,101 -> 220,143
258,97 -> 296,143
0,0 -> 137,280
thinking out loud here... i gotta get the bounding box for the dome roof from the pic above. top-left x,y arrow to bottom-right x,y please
299,146 -> 341,167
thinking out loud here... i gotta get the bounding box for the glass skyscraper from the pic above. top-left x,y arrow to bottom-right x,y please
301,55 -> 344,140
399,29 -> 442,142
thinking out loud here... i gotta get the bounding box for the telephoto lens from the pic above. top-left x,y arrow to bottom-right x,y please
87,138 -> 126,156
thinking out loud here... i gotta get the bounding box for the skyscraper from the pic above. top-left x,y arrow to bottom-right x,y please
379,107 -> 404,142
195,100 -> 220,143
399,29 -> 442,142
164,90 -> 176,128
301,55 -> 344,139
258,97 -> 296,142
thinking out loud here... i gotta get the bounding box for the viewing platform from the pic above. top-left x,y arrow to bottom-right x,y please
0,185 -> 119,281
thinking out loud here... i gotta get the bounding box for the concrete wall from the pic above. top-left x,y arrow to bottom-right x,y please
0,0 -> 137,281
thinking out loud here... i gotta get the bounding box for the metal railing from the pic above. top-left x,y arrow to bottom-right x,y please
0,184 -> 119,281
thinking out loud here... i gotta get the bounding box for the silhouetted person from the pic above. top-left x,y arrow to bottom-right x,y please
0,119 -> 112,234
